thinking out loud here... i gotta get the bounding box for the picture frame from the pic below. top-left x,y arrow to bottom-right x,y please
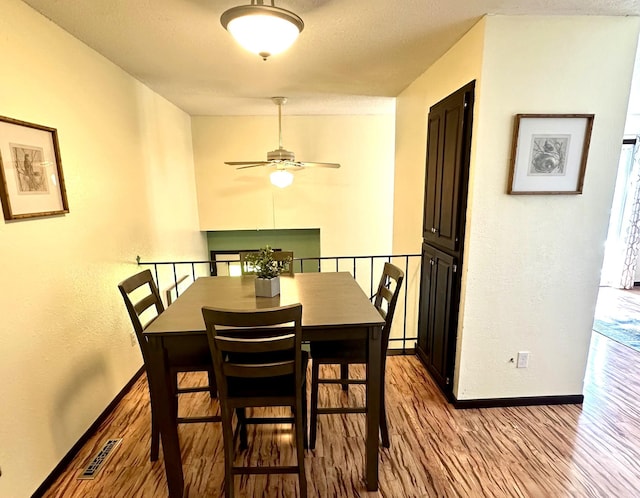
507,114 -> 594,195
0,115 -> 69,220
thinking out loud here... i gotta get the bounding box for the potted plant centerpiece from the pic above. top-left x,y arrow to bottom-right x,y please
245,245 -> 291,297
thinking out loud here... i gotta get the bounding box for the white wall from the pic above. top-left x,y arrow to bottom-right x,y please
456,16 -> 640,400
393,15 -> 639,401
625,39 -> 640,137
192,114 -> 396,257
456,15 -> 639,400
0,1 -> 207,496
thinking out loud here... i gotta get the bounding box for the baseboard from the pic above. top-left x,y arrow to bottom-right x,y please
387,348 -> 415,356
452,394 -> 584,409
413,351 -> 584,408
31,366 -> 145,498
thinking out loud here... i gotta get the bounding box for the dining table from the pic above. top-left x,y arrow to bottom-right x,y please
143,271 -> 386,497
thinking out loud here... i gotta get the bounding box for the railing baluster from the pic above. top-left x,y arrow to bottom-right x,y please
370,256 -> 374,298
172,263 -> 178,298
403,255 -> 410,353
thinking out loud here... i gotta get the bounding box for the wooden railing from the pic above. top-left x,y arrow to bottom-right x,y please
137,253 -> 422,353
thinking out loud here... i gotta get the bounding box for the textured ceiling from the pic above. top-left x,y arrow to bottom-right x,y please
21,0 -> 640,116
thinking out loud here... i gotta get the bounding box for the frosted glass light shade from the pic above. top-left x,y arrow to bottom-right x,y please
221,4 -> 304,60
228,15 -> 300,59
270,169 -> 293,188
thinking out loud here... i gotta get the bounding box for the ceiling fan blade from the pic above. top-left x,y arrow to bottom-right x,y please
298,161 -> 341,168
236,163 -> 272,169
225,161 -> 269,166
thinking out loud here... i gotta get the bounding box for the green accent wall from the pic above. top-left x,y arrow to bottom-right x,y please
207,229 -> 321,273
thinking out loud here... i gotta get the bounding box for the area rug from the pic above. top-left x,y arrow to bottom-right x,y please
593,317 -> 640,353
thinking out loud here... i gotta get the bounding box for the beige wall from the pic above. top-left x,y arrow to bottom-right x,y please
192,114 -> 396,257
0,1 -> 207,496
394,15 -> 640,401
456,16 -> 639,400
393,19 -> 486,255
392,19 -> 486,350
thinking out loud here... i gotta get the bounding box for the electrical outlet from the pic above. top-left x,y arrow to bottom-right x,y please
517,351 -> 530,368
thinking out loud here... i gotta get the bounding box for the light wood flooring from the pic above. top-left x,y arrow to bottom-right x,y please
595,285 -> 640,322
42,333 -> 640,497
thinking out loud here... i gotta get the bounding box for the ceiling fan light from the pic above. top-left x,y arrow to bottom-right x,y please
221,4 -> 304,60
270,169 -> 293,188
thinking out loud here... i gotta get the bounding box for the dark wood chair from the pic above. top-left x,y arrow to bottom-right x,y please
118,269 -> 220,462
202,304 -> 307,498
239,250 -> 295,276
308,262 -> 404,449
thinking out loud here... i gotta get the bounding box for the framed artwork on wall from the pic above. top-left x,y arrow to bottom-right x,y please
507,114 -> 594,195
0,115 -> 69,220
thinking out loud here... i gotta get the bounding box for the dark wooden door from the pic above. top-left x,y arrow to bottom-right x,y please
417,244 -> 458,391
417,81 -> 474,400
422,83 -> 473,252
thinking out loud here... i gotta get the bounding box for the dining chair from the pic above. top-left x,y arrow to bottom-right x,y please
118,269 -> 220,462
308,262 -> 404,449
239,250 -> 295,276
202,304 -> 307,498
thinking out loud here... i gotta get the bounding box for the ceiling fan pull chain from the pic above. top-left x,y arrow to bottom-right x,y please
278,99 -> 283,150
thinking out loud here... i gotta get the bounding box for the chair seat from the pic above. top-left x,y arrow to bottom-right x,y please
310,340 -> 366,362
228,352 -> 309,399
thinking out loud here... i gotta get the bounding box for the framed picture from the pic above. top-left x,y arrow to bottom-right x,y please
507,114 -> 594,194
0,116 -> 69,220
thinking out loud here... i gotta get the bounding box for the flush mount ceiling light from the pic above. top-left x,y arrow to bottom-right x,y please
220,1 -> 304,61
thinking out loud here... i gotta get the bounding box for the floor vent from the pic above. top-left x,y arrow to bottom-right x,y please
78,438 -> 122,480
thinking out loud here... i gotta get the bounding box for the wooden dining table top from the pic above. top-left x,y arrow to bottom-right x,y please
144,272 -> 385,336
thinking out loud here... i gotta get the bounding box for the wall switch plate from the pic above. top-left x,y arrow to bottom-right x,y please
517,351 -> 530,368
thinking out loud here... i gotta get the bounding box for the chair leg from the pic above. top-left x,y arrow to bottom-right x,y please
171,373 -> 179,421
380,370 -> 390,448
340,364 -> 349,391
150,409 -> 160,461
309,360 -> 320,450
236,408 -> 248,450
222,405 -> 236,498
302,379 -> 308,450
207,368 -> 217,399
294,395 -> 308,498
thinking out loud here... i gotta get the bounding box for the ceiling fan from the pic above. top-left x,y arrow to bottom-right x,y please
225,97 -> 340,187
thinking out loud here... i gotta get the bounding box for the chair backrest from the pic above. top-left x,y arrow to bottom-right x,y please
373,263 -> 405,350
118,269 -> 165,360
202,304 -> 303,402
239,250 -> 295,277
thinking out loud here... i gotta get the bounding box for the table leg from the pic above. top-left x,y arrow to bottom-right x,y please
365,325 -> 381,491
147,337 -> 184,498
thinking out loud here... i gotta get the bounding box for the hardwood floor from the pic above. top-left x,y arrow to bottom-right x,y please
595,285 -> 640,322
42,333 -> 640,497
